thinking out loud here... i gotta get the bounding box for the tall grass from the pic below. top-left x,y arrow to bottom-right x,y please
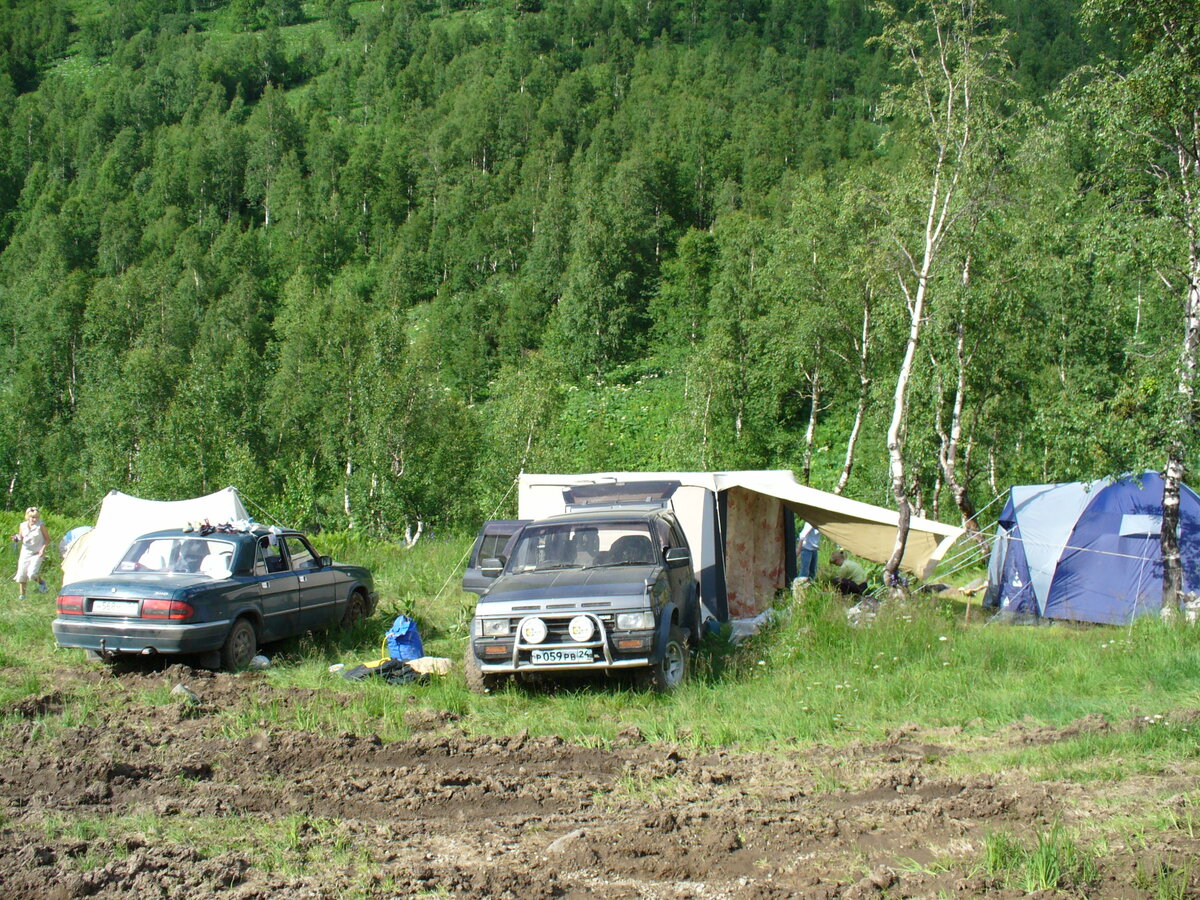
5,525 -> 1200,764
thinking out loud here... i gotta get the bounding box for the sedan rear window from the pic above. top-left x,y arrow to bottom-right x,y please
116,538 -> 237,579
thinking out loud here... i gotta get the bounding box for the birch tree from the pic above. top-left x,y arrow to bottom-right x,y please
1080,0 -> 1200,612
871,0 -> 1012,586
774,177 -> 883,494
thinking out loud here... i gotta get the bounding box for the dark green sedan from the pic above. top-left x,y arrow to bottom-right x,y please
53,526 -> 377,670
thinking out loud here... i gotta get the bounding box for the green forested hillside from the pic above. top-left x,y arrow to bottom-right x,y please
0,0 -> 1190,537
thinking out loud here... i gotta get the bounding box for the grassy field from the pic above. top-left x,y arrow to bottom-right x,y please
4,512 -> 1200,895
3,509 -> 1200,765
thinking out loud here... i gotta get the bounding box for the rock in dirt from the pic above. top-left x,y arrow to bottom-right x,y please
544,828 -> 587,855
170,684 -> 200,704
615,725 -> 644,745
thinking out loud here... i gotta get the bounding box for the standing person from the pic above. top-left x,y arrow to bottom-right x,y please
12,506 -> 50,598
826,550 -> 868,597
797,523 -> 820,580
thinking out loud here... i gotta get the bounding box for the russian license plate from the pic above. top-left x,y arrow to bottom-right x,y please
531,648 -> 593,665
91,600 -> 139,616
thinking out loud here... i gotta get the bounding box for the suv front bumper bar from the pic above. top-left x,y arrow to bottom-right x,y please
477,612 -> 652,673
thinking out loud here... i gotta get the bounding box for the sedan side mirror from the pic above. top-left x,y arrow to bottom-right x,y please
318,555 -> 332,568
664,546 -> 690,568
480,557 -> 504,578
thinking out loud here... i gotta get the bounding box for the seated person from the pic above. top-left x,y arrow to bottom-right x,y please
259,536 -> 286,573
826,550 -> 868,596
573,529 -> 599,566
175,540 -> 209,574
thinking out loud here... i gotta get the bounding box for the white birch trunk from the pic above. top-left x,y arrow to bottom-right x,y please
1163,223 -> 1200,610
884,208 -> 938,585
1162,119 -> 1200,611
836,304 -> 871,496
802,348 -> 820,485
938,321 -> 989,554
404,517 -> 424,549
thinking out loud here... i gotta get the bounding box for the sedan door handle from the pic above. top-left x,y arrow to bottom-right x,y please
261,581 -> 271,589
299,576 -> 307,584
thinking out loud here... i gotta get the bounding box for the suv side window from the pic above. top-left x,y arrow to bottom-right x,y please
653,518 -> 673,553
478,532 -> 510,563
667,519 -> 687,550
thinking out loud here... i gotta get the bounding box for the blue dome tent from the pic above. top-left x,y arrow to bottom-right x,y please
984,472 -> 1200,625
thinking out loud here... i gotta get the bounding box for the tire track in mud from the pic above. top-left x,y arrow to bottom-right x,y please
2,668 -> 1198,898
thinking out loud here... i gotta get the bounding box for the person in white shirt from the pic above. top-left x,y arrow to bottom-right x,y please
12,506 -> 50,599
797,524 -> 820,579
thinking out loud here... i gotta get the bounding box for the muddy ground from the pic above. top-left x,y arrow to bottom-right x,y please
2,667 -> 1197,899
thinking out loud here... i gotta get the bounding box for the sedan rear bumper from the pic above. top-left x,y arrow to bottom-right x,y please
53,618 -> 232,656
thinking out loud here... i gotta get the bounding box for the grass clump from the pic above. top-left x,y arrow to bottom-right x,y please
1133,857 -> 1193,900
982,822 -> 1100,893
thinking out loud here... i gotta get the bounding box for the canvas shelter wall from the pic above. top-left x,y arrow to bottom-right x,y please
723,487 -> 789,618
61,487 -> 249,586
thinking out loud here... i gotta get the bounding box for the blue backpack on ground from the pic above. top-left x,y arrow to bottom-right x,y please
385,615 -> 423,661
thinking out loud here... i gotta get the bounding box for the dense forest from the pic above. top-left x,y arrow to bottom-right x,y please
0,0 -> 1196,543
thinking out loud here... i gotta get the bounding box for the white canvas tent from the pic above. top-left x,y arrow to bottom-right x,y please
61,487 -> 249,586
519,471 -> 963,620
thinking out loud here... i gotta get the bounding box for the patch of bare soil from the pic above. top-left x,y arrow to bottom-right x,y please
1,668 -> 1198,899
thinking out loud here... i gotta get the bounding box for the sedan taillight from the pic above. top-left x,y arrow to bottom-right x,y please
142,599 -> 194,620
57,595 -> 84,615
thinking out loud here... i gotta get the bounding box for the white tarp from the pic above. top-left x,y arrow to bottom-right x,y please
61,487 -> 249,586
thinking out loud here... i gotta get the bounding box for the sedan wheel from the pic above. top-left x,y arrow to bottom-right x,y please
341,590 -> 369,627
220,618 -> 257,671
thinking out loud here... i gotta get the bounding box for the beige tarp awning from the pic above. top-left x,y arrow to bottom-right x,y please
710,472 -> 963,578
62,487 -> 249,586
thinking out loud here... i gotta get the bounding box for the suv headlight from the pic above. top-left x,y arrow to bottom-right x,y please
568,615 -> 595,642
616,611 -> 655,630
520,617 -> 548,644
480,619 -> 510,637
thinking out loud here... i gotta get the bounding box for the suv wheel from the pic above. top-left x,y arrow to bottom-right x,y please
639,625 -> 689,692
464,644 -> 507,694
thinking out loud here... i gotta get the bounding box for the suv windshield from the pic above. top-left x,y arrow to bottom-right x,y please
508,522 -> 657,571
115,537 -> 237,579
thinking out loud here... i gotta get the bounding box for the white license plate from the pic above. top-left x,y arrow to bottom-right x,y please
91,600 -> 139,616
530,648 -> 593,665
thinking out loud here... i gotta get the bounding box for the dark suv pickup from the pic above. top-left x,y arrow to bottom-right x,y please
463,504 -> 700,692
